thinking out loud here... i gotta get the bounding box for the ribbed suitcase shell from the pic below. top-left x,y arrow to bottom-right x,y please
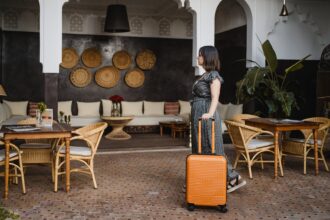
186,119 -> 227,208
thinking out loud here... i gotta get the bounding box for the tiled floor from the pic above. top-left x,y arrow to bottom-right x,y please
1,145 -> 329,220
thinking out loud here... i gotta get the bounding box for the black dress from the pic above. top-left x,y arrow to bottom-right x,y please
191,71 -> 238,180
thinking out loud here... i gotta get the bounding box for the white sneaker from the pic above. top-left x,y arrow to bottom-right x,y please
227,176 -> 246,193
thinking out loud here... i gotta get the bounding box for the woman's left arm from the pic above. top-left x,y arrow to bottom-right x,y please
201,78 -> 221,119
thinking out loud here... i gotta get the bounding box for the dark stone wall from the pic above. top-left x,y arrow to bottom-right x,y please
0,28 -> 2,82
1,31 -> 195,115
215,26 -> 247,105
60,34 -> 194,114
1,31 -> 44,102
278,60 -> 318,119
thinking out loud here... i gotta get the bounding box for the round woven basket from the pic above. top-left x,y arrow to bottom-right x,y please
70,67 -> 92,88
112,50 -> 132,70
82,48 -> 102,68
95,66 -> 120,88
61,48 -> 79,69
125,68 -> 145,88
136,49 -> 156,70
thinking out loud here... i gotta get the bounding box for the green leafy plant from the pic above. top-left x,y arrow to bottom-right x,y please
59,111 -> 64,117
236,40 -> 310,118
37,102 -> 47,113
0,207 -> 19,219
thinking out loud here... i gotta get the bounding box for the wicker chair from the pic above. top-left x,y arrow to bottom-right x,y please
225,120 -> 283,179
0,140 -> 26,194
53,122 -> 107,192
231,114 -> 260,124
17,118 -> 56,180
282,117 -> 330,174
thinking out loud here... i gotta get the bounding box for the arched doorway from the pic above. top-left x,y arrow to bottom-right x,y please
214,0 -> 252,104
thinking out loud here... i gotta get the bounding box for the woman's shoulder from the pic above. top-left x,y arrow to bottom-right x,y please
205,71 -> 224,84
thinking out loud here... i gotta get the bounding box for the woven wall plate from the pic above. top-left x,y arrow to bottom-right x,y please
95,66 -> 120,88
61,48 -> 79,69
112,50 -> 132,70
70,67 -> 92,88
136,49 -> 156,70
125,68 -> 145,88
82,48 -> 102,68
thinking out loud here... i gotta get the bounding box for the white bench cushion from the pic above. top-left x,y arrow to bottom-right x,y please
247,139 -> 274,149
128,115 -> 184,126
59,146 -> 92,156
77,101 -> 100,117
179,100 -> 190,115
0,150 -> 18,161
144,101 -> 164,115
3,100 -> 28,116
58,101 -> 72,116
121,101 -> 143,116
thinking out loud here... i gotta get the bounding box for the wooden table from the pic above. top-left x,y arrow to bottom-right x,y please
159,121 -> 188,138
245,118 -> 320,178
101,116 -> 134,140
1,123 -> 72,199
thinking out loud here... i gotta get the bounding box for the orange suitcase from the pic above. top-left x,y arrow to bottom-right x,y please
186,118 -> 227,212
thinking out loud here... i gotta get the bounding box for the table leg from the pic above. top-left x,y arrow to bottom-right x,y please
313,129 -> 319,175
274,131 -> 279,178
65,137 -> 70,192
3,140 -> 10,199
160,125 -> 163,136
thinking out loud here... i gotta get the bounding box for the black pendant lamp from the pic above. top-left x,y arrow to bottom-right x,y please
104,4 -> 130,33
279,0 -> 289,16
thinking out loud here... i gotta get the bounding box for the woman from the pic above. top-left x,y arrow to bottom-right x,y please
191,45 -> 246,193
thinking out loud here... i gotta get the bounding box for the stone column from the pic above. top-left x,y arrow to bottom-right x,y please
186,0 -> 222,76
39,0 -> 68,120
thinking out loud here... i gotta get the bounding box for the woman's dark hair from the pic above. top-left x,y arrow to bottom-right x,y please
199,46 -> 220,72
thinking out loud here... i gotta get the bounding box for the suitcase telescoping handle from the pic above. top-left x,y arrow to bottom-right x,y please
198,118 -> 215,154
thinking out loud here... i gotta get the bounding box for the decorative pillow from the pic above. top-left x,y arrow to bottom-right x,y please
77,101 -> 100,117
101,99 -> 112,117
144,101 -> 164,115
2,102 -> 12,119
164,102 -> 179,115
226,103 -> 243,120
121,101 -> 143,116
58,101 -> 72,116
179,100 -> 191,115
28,102 -> 39,117
217,102 -> 229,120
3,100 -> 28,116
0,103 -> 6,123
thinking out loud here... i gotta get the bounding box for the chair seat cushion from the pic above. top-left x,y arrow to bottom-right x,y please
20,143 -> 52,149
247,139 -> 274,149
0,150 -> 18,161
59,146 -> 92,156
286,138 -> 322,146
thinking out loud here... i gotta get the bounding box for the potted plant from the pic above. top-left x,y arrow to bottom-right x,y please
109,95 -> 124,117
36,102 -> 47,126
236,40 -> 310,118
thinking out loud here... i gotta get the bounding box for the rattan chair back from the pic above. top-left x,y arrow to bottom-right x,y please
225,120 -> 263,149
18,118 -> 50,144
231,114 -> 260,124
301,117 -> 330,141
73,122 -> 107,154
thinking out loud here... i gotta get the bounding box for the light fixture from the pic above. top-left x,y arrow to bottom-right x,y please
0,85 -> 7,97
104,4 -> 130,33
279,0 -> 289,16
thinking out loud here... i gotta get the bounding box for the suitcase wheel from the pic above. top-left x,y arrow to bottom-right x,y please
187,203 -> 195,211
218,205 -> 228,213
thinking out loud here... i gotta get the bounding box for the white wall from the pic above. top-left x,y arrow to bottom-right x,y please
215,0 -> 246,34
0,7 -> 193,39
214,0 -> 330,62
